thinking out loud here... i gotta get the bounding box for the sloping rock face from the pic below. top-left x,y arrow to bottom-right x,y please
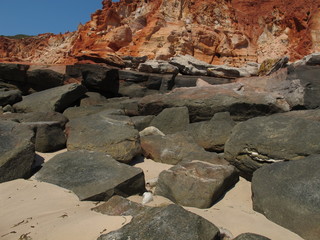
98,204 -> 220,240
252,155 -> 320,240
155,161 -> 239,208
0,121 -> 35,183
35,150 -> 146,201
224,113 -> 320,179
0,0 -> 319,66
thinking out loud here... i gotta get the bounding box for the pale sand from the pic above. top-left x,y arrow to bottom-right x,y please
0,152 -> 303,240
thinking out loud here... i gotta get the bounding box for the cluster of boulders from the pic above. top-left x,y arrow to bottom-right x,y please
1,53 -> 320,240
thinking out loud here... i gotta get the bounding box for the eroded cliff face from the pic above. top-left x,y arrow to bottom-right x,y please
0,0 -> 319,66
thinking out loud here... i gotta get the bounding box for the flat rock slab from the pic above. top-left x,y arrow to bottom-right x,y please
13,83 -> 87,113
98,204 -> 220,240
35,150 -> 146,201
66,110 -> 141,163
92,195 -> 152,216
141,131 -> 226,165
0,120 -> 35,183
155,161 -> 239,208
149,106 -> 189,134
138,83 -> 287,122
252,155 -> 320,240
224,113 -> 320,179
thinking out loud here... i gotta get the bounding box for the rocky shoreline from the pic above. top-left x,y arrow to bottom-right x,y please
1,53 -> 320,240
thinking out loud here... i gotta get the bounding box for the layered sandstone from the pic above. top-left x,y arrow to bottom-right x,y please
0,0 -> 319,66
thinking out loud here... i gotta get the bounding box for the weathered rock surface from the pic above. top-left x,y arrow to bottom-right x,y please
141,131 -> 227,165
233,233 -> 271,240
188,112 -> 236,152
149,107 -> 189,134
224,113 -> 320,179
0,89 -> 22,106
155,161 -> 239,208
252,155 -> 320,240
169,55 -> 212,75
27,66 -> 65,91
66,110 -> 141,163
98,204 -> 220,240
0,120 -> 35,183
131,115 -> 155,131
92,195 -> 152,216
13,83 -> 87,113
138,60 -> 179,74
80,92 -> 108,106
173,75 -> 232,88
0,63 -> 28,83
35,150 -> 146,201
138,83 -> 288,122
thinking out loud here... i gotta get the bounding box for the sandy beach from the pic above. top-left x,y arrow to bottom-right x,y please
0,151 -> 303,240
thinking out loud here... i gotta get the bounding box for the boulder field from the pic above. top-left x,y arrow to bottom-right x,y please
0,53 -> 320,240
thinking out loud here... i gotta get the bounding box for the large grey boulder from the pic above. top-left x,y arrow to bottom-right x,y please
169,55 -> 212,75
141,131 -> 227,165
35,150 -> 146,201
0,112 -> 68,153
0,121 -> 35,183
155,161 -> 238,208
149,107 -> 189,134
138,60 -> 179,74
138,82 -> 288,122
66,110 -> 141,163
98,204 -> 220,240
252,155 -> 320,240
0,63 -> 28,83
27,67 -> 65,91
66,64 -> 119,97
233,233 -> 271,240
188,112 -> 236,152
224,113 -> 320,179
0,89 -> 22,106
13,83 -> 87,113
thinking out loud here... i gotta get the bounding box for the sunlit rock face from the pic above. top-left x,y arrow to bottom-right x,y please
0,0 -> 319,66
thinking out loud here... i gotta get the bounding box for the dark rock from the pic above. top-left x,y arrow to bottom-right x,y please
0,120 -> 35,183
169,55 -> 211,75
23,121 -> 66,153
155,161 -> 238,208
233,233 -> 271,240
92,195 -> 152,216
0,89 -> 22,106
35,150 -> 146,201
141,131 -> 227,165
174,75 -> 232,88
80,92 -> 108,106
27,68 -> 64,91
119,70 -> 150,82
131,115 -> 155,131
138,60 -> 179,74
64,97 -> 140,119
293,53 -> 320,66
187,112 -> 236,152
13,83 -> 87,113
119,81 -> 157,98
149,107 -> 189,134
224,114 -> 320,179
98,204 -> 220,240
138,83 -> 287,122
287,64 -> 320,109
0,63 -> 28,83
122,55 -> 148,69
252,155 -> 320,240
0,111 -> 68,128
66,110 -> 141,163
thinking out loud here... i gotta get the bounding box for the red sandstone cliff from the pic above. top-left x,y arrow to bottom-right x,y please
0,0 -> 319,66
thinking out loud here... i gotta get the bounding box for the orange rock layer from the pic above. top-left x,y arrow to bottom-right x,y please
0,0 -> 319,66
